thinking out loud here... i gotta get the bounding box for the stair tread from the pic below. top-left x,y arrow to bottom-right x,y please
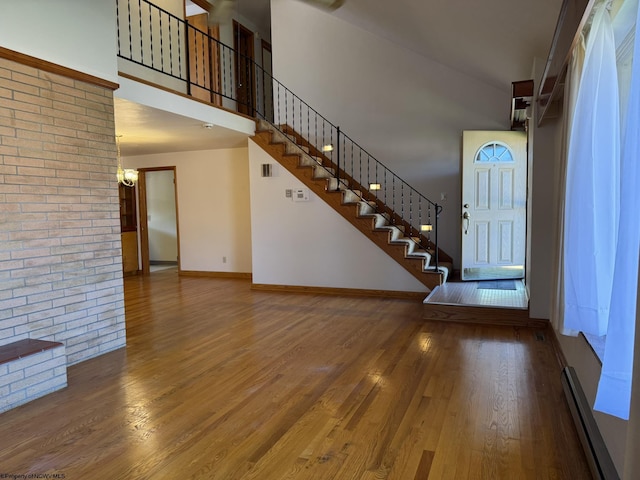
254,121 -> 453,289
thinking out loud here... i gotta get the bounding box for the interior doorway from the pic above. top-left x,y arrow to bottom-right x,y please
138,167 -> 180,274
234,20 -> 255,116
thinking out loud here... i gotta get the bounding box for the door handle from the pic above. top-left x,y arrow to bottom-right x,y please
462,211 -> 470,235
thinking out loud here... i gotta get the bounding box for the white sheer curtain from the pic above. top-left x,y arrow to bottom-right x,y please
594,0 -> 640,420
551,35 -> 585,336
563,4 -> 620,336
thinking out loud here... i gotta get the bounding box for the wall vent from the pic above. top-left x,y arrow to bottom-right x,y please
261,164 -> 272,177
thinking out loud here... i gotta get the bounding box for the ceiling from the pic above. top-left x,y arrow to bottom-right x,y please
333,0 -> 563,91
115,98 -> 250,157
116,0 -> 563,156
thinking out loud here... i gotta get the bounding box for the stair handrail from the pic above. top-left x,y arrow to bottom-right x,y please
116,0 -> 446,270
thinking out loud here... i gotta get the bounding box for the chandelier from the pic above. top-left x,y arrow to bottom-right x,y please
116,135 -> 138,187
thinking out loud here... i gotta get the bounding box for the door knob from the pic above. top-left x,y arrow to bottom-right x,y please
462,211 -> 470,235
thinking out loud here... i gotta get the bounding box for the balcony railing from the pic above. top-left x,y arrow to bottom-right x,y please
116,0 -> 445,270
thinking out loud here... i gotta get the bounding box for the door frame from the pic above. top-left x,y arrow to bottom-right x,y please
137,166 -> 181,275
233,20 -> 255,116
460,130 -> 528,281
261,39 -> 274,122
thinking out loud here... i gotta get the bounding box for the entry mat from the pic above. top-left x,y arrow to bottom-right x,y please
477,280 -> 517,290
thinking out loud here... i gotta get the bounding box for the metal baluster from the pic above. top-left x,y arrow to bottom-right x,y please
358,150 -> 362,198
322,120 -> 325,166
392,176 -> 396,222
169,16 -> 173,76
138,0 -> 143,62
149,3 -> 154,68
427,205 -> 431,250
177,17 -> 183,79
434,204 -> 440,269
382,170 -> 386,207
184,23 -> 191,94
276,82 -> 280,128
207,34 -> 214,102
349,140 -> 353,191
409,191 -> 413,237
194,28 -> 200,88
307,106 -> 310,150
299,98 -> 302,137
261,67 -> 267,120
159,10 -> 164,72
336,126 -> 341,191
400,183 -> 404,227
127,0 -> 133,58
224,47 -> 229,99
117,0 -> 121,55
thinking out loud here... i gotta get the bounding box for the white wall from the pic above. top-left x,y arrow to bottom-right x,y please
146,170 -> 178,262
0,0 -> 118,83
125,147 -> 252,273
527,116 -> 558,320
248,140 -> 428,293
270,0 -> 510,268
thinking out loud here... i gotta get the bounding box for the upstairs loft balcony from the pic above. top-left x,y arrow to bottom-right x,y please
116,0 -> 273,127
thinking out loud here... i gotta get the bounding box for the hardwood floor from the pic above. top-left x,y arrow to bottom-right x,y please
0,270 -> 590,479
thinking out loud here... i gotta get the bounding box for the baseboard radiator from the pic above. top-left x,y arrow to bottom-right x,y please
561,367 -> 620,480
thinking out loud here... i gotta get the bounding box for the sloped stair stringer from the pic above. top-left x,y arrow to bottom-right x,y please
251,120 -> 453,292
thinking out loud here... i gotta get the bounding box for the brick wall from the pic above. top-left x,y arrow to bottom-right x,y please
0,57 -> 126,365
0,343 -> 67,413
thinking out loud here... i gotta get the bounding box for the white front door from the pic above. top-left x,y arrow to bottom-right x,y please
461,131 -> 527,280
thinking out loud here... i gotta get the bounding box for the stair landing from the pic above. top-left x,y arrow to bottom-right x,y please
423,280 -> 546,328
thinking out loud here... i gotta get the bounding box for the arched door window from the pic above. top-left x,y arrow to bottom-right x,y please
475,142 -> 514,163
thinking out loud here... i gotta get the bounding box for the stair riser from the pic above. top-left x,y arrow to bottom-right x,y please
252,124 -> 446,290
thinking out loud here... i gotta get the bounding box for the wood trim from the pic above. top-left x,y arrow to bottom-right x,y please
137,171 -> 150,275
136,167 -> 180,275
423,303 -> 546,328
251,283 -> 428,300
233,20 -> 256,116
172,167 -> 182,273
0,46 -> 119,91
180,271 -> 252,279
117,71 -> 256,121
547,323 -> 570,368
261,39 -> 272,64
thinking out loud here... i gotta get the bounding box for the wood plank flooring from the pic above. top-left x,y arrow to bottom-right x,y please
0,270 -> 590,479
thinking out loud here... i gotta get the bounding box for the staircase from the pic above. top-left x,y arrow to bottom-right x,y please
253,119 -> 453,292
116,0 -> 453,293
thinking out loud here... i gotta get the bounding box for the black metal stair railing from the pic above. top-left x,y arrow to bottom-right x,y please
116,0 -> 444,271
